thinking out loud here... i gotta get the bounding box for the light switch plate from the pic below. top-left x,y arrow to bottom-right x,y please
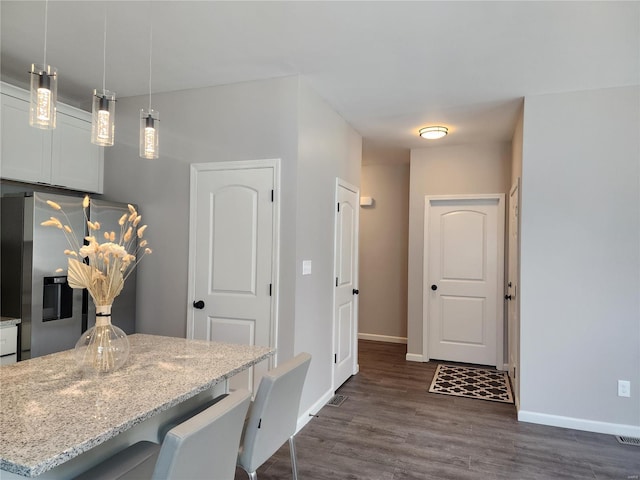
302,260 -> 312,275
618,380 -> 631,397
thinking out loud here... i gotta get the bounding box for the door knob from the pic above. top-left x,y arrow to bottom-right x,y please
193,300 -> 205,309
352,289 -> 359,295
431,284 -> 438,291
504,294 -> 512,300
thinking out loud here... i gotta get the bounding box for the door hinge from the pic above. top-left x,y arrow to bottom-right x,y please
335,277 -> 338,287
269,284 -> 272,296
514,366 -> 517,379
334,354 -> 337,364
337,202 -> 340,212
271,189 -> 274,202
258,418 -> 262,428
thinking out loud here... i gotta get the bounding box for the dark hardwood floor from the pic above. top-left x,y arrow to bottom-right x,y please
235,340 -> 639,480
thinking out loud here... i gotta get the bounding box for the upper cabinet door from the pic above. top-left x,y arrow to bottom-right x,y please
0,93 -> 51,184
1,82 -> 104,194
51,112 -> 104,193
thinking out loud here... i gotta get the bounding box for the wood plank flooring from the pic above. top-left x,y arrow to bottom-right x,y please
235,340 -> 639,480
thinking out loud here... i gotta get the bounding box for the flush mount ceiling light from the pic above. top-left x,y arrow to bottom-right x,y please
91,7 -> 115,146
29,0 -> 57,129
419,126 -> 448,140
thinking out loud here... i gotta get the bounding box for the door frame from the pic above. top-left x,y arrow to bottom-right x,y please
186,158 -> 281,365
331,177 -> 360,391
507,179 -> 521,407
422,193 -> 505,368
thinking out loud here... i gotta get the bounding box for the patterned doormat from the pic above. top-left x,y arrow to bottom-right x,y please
428,364 -> 514,404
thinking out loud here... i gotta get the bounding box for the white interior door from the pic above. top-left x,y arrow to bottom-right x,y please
188,160 -> 279,393
424,195 -> 504,367
507,181 -> 520,406
333,179 -> 359,389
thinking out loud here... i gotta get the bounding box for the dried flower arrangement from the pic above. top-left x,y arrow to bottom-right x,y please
42,195 -> 151,372
42,195 -> 151,306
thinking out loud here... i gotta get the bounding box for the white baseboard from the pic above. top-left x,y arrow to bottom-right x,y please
518,410 -> 640,437
358,333 -> 407,344
405,353 -> 425,362
296,388 -> 334,433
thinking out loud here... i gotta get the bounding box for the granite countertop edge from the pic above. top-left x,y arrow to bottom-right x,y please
0,317 -> 21,327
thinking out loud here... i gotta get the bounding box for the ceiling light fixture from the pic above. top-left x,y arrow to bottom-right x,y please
29,0 -> 57,129
419,126 -> 448,140
140,13 -> 159,159
91,6 -> 115,146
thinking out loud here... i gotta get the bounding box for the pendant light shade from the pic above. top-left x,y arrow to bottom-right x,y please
30,0 -> 56,130
29,64 -> 57,129
91,8 -> 115,147
91,90 -> 116,146
140,13 -> 159,159
140,109 -> 159,159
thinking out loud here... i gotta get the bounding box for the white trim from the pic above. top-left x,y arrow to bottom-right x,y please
296,387 -> 334,433
507,178 -> 522,409
501,363 -> 509,372
187,159 -> 281,366
358,333 -> 407,344
406,353 -> 425,362
518,410 -> 640,437
331,178 -> 360,392
422,193 -> 505,369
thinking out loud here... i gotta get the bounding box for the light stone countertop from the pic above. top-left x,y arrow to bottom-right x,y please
0,334 -> 274,477
0,317 -> 21,327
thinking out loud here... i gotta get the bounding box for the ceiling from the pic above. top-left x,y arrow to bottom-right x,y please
1,1 -> 638,159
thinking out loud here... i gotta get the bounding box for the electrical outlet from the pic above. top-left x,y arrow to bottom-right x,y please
618,380 -> 631,398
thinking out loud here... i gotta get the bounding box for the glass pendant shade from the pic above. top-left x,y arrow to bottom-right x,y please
91,89 -> 116,146
29,64 -> 57,129
139,109 -> 159,159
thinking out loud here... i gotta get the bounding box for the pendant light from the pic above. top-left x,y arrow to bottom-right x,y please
91,7 -> 115,146
29,0 -> 57,129
140,15 -> 159,159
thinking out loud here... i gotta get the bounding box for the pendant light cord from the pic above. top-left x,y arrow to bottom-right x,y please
102,5 -> 107,92
43,0 -> 48,67
148,17 -> 153,112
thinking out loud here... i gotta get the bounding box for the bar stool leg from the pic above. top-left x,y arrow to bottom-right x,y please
289,435 -> 298,480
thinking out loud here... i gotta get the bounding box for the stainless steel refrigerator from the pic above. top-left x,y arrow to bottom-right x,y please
1,192 -> 136,361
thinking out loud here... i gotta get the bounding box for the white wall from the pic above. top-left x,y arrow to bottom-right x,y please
519,86 -> 640,434
104,76 -> 300,358
295,79 -> 361,414
359,162 -> 410,342
406,143 -> 512,355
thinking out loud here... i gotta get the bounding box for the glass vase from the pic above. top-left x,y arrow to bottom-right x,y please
74,304 -> 129,374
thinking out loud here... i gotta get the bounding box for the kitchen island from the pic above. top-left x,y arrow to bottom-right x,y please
0,334 -> 274,479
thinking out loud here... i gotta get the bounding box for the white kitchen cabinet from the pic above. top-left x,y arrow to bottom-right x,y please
0,82 -> 104,193
52,112 -> 103,192
0,93 -> 52,184
0,325 -> 18,365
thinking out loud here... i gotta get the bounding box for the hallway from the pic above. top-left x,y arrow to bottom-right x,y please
238,340 -> 639,479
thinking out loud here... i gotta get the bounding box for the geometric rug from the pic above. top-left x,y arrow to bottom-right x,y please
428,364 -> 514,404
